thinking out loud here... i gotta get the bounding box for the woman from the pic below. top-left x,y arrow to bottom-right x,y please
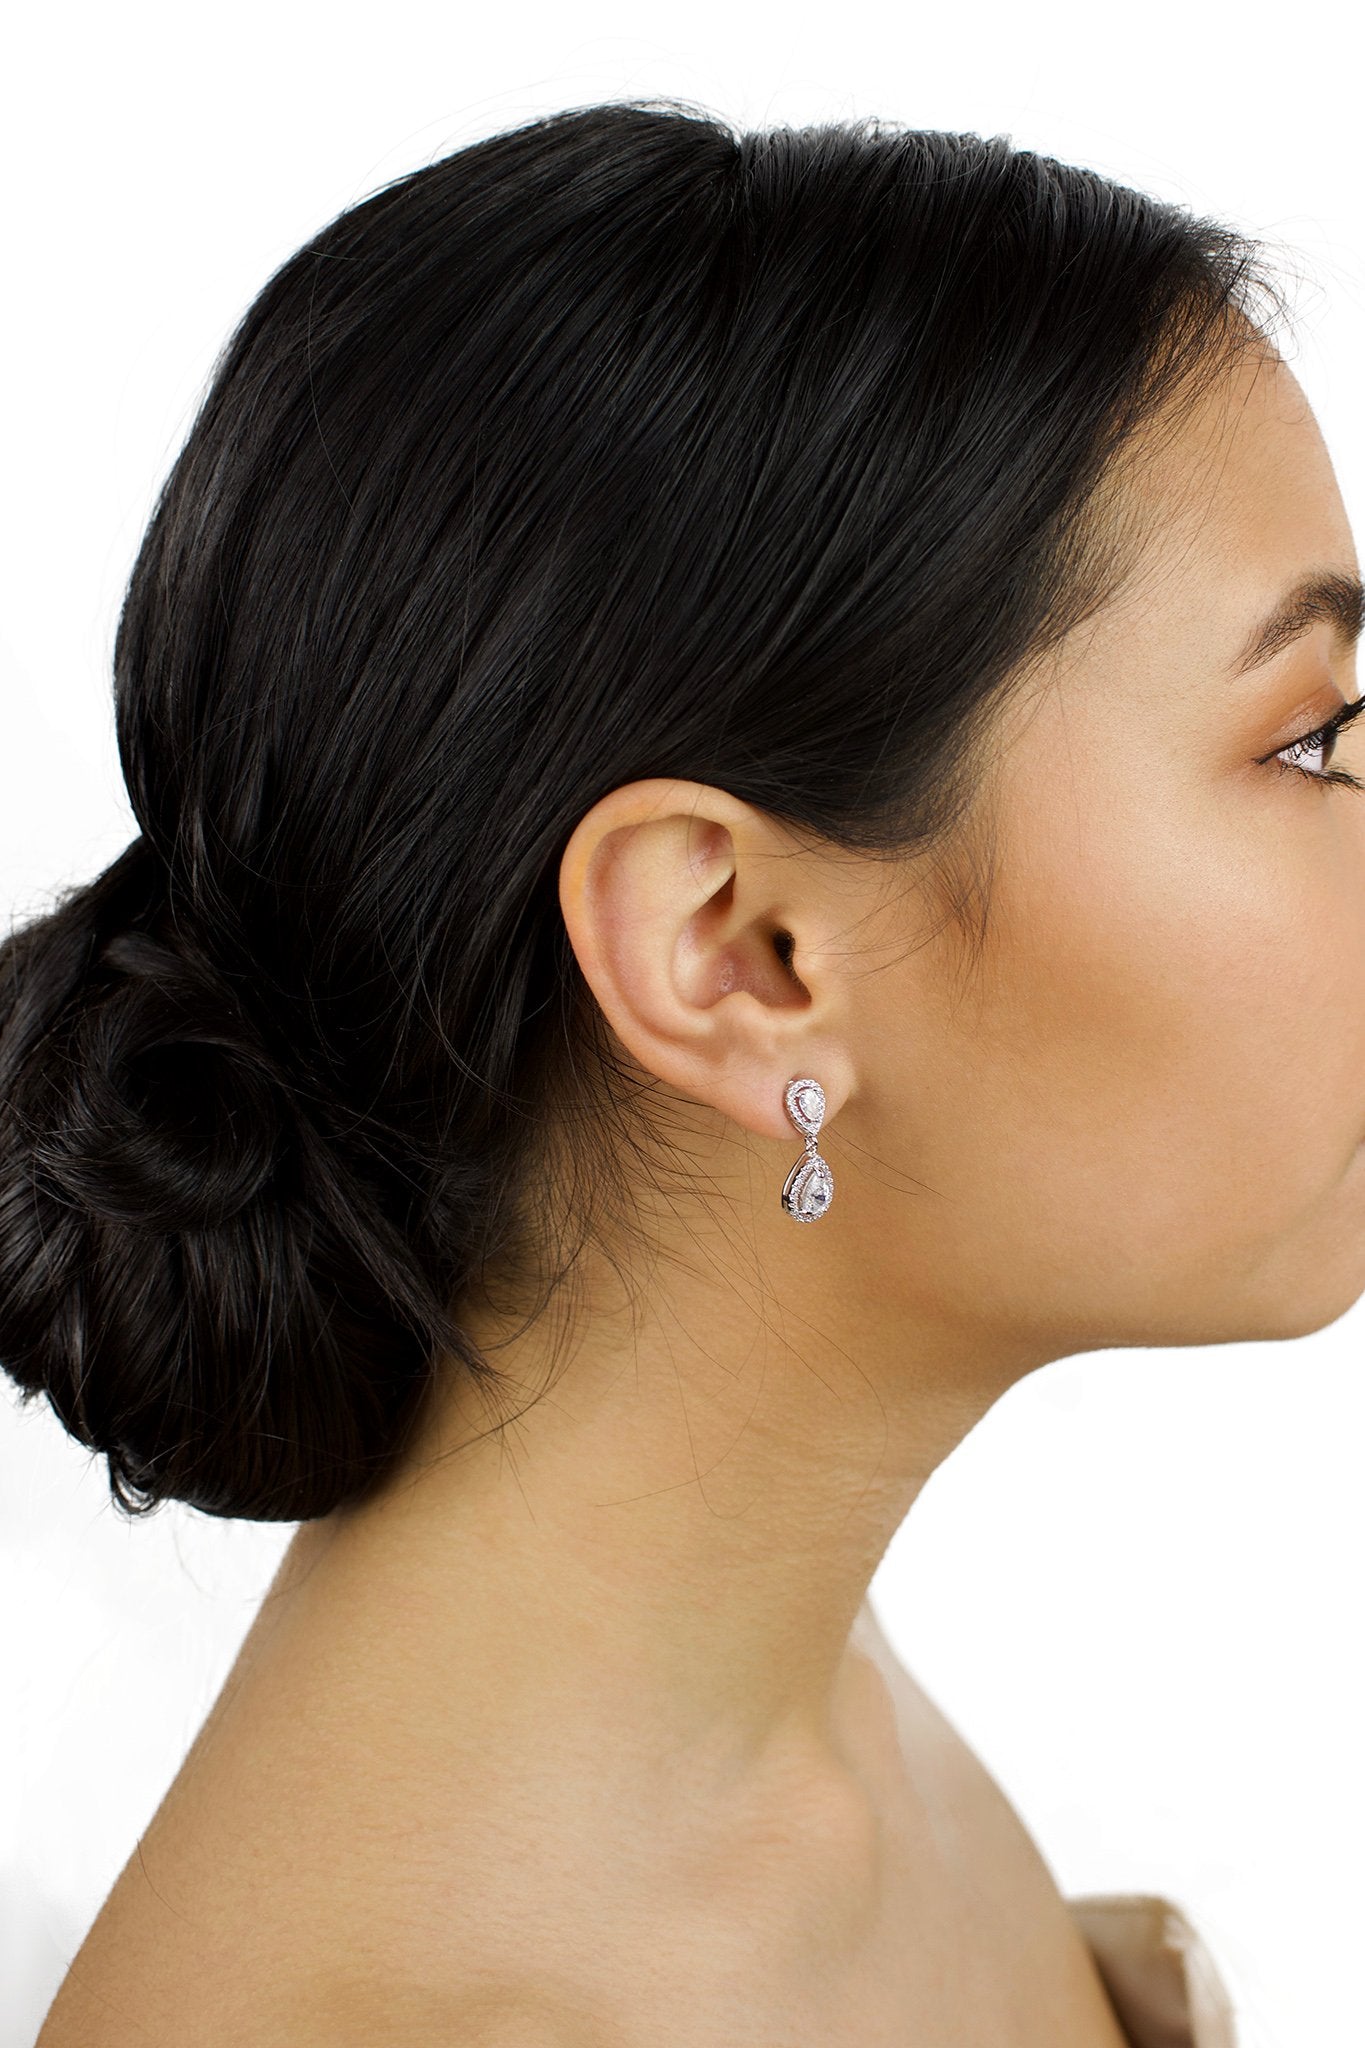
4,98 -> 1356,2046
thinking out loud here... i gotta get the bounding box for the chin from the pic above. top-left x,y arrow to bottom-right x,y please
1231,1264 -> 1365,1344
1127,1250 -> 1365,1349
1264,1291 -> 1364,1343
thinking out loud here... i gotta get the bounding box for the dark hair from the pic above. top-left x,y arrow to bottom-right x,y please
0,98 -> 1289,1522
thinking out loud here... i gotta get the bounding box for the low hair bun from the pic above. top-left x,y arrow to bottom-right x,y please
52,923 -> 291,1236
0,839 -> 464,1523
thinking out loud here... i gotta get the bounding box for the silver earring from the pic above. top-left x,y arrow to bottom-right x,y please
780,1076 -> 835,1222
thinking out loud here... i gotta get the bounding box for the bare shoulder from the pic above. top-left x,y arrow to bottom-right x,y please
38,1935 -> 615,2048
428,1988 -> 625,2048
295,1975 -> 623,2048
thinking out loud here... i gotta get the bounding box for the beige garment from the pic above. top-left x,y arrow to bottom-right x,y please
1068,1893 -> 1240,2048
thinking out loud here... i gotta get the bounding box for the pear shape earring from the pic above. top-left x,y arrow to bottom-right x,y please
780,1076 -> 835,1222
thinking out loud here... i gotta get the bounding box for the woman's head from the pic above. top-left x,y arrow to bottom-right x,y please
600,340 -> 1360,1382
0,99 -> 1329,1524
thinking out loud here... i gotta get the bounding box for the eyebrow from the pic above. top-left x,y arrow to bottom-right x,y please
1230,569 -> 1365,677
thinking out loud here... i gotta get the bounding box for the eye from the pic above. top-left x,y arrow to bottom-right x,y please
1265,694 -> 1365,791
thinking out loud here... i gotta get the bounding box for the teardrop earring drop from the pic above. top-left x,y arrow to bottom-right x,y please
780,1075 -> 835,1222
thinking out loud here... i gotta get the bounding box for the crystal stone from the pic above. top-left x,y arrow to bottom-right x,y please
784,1076 -> 826,1139
781,1152 -> 834,1222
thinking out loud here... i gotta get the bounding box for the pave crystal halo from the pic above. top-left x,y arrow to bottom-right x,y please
780,1075 -> 835,1222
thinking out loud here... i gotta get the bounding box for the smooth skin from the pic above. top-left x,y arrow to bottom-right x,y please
40,341 -> 1363,2046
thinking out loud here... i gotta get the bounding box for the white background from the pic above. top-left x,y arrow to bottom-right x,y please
2,6 -> 1361,2045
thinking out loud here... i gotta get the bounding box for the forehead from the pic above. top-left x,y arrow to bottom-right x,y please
1010,345 -> 1360,720
1103,347 -> 1357,658
1151,349 -> 1343,548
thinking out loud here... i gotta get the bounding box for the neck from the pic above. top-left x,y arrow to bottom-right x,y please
289,1221 -> 1051,1805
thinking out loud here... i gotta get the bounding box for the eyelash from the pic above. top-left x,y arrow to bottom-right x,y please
1266,694 -> 1365,792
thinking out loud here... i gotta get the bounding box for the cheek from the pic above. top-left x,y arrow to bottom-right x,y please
919,759 -> 1365,1311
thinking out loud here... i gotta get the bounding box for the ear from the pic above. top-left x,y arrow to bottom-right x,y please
557,779 -> 856,1144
